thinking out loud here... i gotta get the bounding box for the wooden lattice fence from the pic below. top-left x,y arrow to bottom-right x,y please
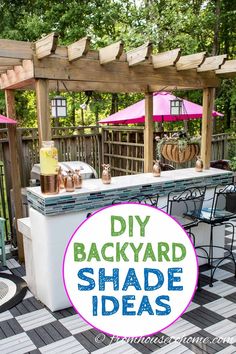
102,126 -> 236,176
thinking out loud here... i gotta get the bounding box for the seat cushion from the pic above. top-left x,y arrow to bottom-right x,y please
190,207 -> 236,223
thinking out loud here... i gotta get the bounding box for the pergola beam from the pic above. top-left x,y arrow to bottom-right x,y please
127,42 -> 152,66
197,54 -> 227,72
176,52 -> 206,70
152,48 -> 181,69
48,80 -> 194,93
215,59 -> 236,75
99,41 -> 123,64
0,37 -> 235,90
67,37 -> 91,62
0,58 -> 22,66
35,32 -> 58,60
0,60 -> 34,89
0,39 -> 32,59
48,80 -> 150,93
30,57 -> 220,90
0,66 -> 13,71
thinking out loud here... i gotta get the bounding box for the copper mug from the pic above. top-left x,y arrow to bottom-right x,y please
57,166 -> 65,189
102,164 -> 111,184
64,170 -> 75,192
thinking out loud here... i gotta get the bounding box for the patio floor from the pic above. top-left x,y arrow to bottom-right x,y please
0,227 -> 236,354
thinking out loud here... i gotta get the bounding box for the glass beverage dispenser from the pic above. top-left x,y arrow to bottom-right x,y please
40,141 -> 59,194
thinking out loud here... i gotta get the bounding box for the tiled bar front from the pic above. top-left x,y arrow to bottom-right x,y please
18,168 -> 233,311
27,168 -> 233,216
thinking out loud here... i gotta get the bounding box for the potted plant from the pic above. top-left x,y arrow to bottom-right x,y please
155,131 -> 200,163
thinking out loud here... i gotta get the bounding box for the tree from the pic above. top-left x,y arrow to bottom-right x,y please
0,0 -> 235,131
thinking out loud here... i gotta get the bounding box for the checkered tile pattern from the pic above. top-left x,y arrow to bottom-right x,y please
0,226 -> 236,354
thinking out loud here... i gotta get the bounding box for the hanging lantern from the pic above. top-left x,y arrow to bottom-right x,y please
51,96 -> 67,118
170,98 -> 183,115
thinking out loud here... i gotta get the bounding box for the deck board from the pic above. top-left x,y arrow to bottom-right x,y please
0,228 -> 235,353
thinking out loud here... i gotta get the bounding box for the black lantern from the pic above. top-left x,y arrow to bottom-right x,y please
170,98 -> 183,115
51,95 -> 67,118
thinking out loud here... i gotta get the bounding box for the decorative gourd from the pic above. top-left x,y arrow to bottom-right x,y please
153,160 -> 161,177
102,164 -> 111,184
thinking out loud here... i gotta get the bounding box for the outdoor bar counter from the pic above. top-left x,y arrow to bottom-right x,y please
18,168 -> 233,311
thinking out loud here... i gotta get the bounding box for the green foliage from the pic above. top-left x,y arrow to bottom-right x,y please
0,0 -> 235,132
228,138 -> 236,160
229,157 -> 236,171
0,91 -> 5,114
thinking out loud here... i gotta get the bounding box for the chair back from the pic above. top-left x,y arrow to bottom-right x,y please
112,194 -> 159,207
211,184 -> 236,220
167,187 -> 206,218
160,163 -> 175,171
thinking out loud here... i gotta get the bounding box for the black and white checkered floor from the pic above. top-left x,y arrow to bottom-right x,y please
0,228 -> 236,354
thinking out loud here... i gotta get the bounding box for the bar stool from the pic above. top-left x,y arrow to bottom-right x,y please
0,218 -> 6,266
167,187 -> 206,246
193,184 -> 236,287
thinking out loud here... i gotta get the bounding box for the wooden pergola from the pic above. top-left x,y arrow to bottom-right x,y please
0,33 -> 236,261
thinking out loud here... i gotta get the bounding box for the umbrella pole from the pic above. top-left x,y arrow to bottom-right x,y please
144,92 -> 153,172
5,90 -> 24,263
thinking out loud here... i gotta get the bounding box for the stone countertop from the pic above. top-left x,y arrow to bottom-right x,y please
26,168 -> 233,216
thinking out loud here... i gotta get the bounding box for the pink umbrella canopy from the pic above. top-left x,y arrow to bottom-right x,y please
0,114 -> 17,124
99,91 -> 223,124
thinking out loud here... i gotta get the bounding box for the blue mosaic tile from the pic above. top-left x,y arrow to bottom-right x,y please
27,172 -> 234,216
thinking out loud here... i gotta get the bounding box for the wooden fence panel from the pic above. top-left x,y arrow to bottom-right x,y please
102,127 -> 236,176
102,126 -> 145,176
0,126 -> 101,236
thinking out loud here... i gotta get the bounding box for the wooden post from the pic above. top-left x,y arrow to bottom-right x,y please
201,88 -> 215,169
5,90 -> 24,262
144,92 -> 153,172
35,79 -> 51,146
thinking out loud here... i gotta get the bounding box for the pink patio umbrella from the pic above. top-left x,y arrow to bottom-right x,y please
99,92 -> 223,124
0,114 -> 17,124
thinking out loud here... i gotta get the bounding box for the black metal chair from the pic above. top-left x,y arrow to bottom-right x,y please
192,184 -> 236,287
160,163 -> 175,171
167,187 -> 206,246
112,193 -> 159,207
210,160 -> 231,171
167,187 -> 206,290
